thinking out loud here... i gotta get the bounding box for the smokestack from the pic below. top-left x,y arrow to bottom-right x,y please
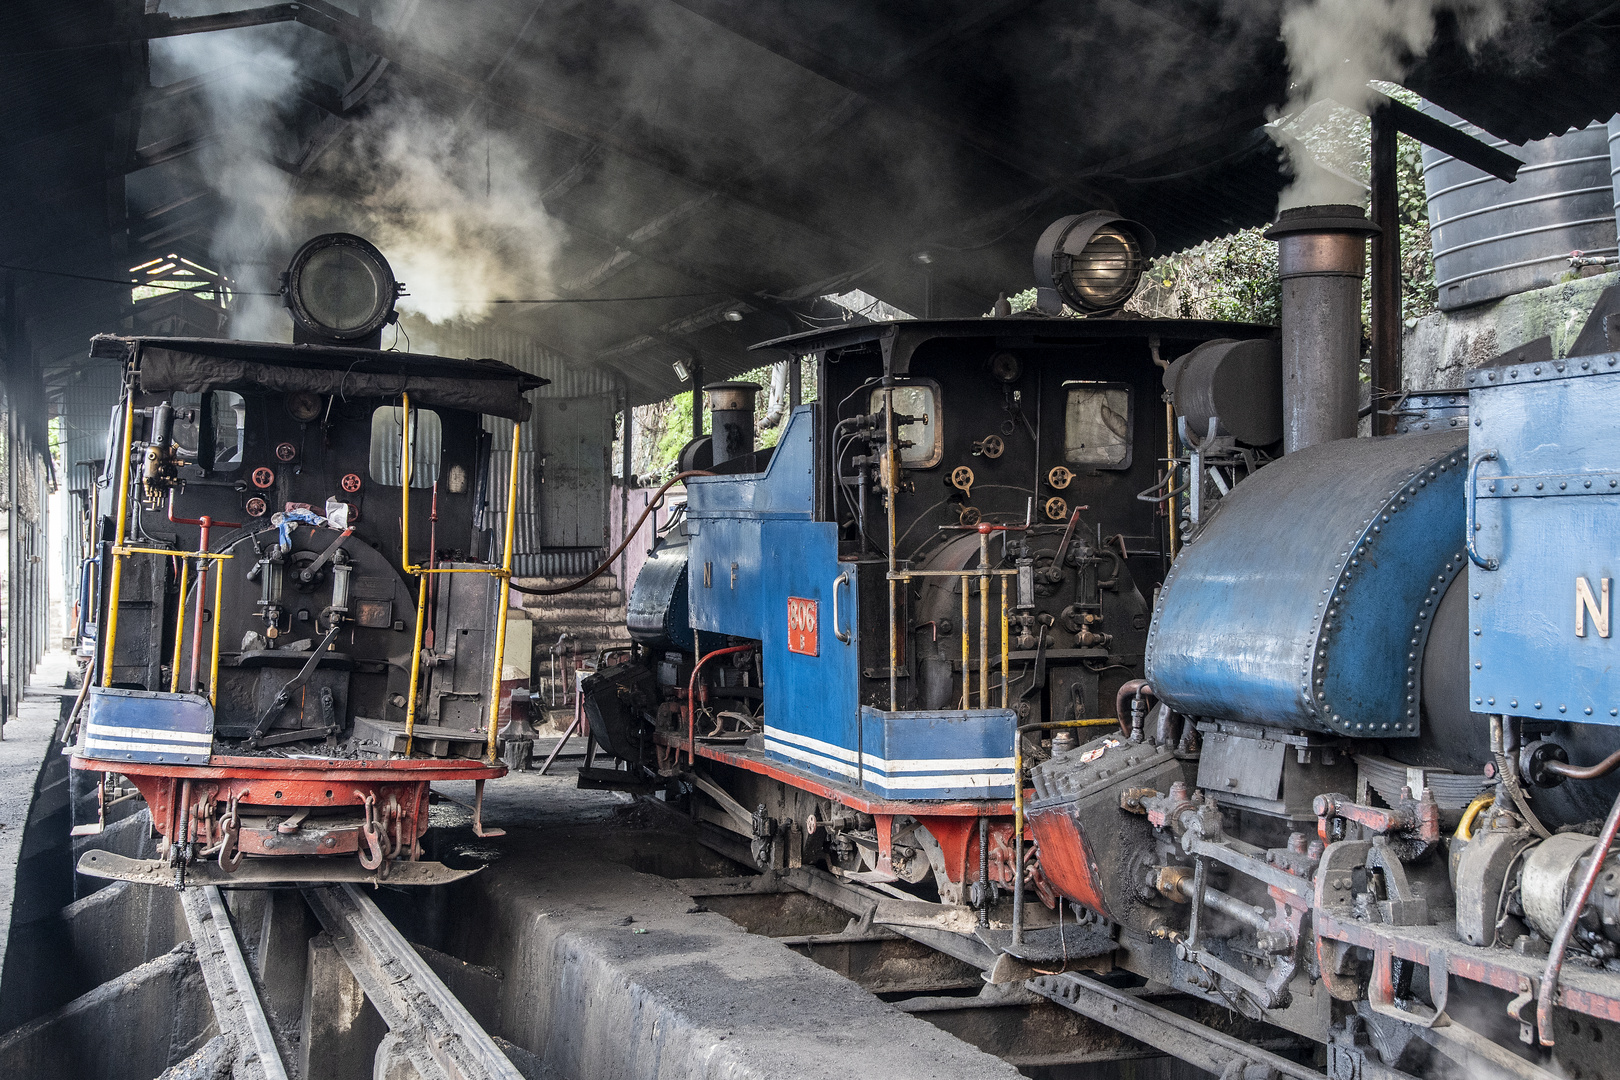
705,382 -> 760,467
1264,205 -> 1379,453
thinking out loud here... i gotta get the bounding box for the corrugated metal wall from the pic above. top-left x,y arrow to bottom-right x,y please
409,320 -> 623,579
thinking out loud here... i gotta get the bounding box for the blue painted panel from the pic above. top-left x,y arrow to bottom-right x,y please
684,403 -> 1011,801
865,706 -> 1016,800
764,707 -> 1017,801
1470,360 -> 1620,722
1146,431 -> 1467,737
78,686 -> 214,764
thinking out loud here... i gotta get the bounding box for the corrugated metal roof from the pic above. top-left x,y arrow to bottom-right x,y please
9,0 -> 1619,417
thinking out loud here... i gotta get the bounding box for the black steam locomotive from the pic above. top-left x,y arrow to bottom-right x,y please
70,234 -> 542,886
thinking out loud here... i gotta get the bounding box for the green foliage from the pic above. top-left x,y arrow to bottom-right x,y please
1129,229 -> 1282,325
629,358 -> 819,482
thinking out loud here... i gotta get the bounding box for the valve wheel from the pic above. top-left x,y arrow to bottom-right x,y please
975,435 -> 1005,459
950,465 -> 975,497
251,467 -> 275,489
1045,496 -> 1069,521
1047,466 -> 1073,490
274,442 -> 298,462
958,506 -> 982,527
340,472 -> 362,493
245,496 -> 268,518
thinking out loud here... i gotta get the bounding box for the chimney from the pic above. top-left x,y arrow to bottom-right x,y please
704,382 -> 760,467
1264,205 -> 1380,453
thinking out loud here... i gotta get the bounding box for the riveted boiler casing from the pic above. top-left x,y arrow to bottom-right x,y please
1145,431 -> 1468,737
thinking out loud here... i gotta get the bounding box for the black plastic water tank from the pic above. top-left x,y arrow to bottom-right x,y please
1423,105 -> 1616,311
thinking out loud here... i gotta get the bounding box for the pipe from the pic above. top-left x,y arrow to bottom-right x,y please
1264,205 -> 1379,453
961,564 -> 971,709
506,471 -> 714,597
1545,748 -> 1620,781
1115,679 -> 1155,737
978,528 -> 990,709
885,384 -> 899,712
486,421 -> 522,764
688,645 -> 753,765
1537,786 -> 1620,1045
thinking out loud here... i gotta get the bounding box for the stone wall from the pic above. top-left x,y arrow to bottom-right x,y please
1402,270 -> 1619,391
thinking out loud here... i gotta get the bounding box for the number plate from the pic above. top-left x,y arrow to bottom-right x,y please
787,597 -> 818,656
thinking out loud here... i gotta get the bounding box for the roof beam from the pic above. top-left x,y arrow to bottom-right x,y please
1364,92 -> 1522,182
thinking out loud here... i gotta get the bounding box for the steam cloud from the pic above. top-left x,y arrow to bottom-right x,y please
1267,0 -> 1512,210
148,6 -> 565,341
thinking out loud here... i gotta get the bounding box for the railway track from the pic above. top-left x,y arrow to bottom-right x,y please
180,883 -> 521,1080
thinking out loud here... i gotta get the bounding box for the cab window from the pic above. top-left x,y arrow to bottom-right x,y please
868,381 -> 942,468
171,391 -> 244,471
369,405 -> 442,488
1063,383 -> 1131,469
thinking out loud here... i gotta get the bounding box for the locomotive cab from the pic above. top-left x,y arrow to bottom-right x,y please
591,313 -> 1280,907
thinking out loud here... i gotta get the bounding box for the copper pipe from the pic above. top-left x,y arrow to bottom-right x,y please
1115,679 -> 1154,736
688,645 -> 752,765
1538,787 -> 1620,1045
1545,748 -> 1620,781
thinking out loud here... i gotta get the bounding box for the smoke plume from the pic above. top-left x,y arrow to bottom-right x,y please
147,4 -> 565,341
1268,0 -> 1511,210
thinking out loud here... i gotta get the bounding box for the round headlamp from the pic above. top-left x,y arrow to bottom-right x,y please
1032,212 -> 1155,315
281,233 -> 398,345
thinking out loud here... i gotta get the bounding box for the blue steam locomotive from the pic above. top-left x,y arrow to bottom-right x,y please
587,205 -> 1620,1076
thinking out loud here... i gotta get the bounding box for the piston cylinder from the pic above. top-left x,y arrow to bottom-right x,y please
1265,205 -> 1379,453
705,381 -> 760,467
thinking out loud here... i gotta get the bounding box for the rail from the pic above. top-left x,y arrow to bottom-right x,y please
178,885 -> 290,1080
304,884 -> 525,1080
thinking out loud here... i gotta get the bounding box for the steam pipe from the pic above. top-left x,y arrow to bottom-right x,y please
1265,205 -> 1379,453
1545,747 -> 1620,781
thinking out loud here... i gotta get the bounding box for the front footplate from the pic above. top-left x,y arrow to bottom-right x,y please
77,848 -> 482,888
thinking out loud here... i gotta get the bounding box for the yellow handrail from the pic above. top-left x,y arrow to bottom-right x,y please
400,393 -> 413,572
101,391 -> 136,687
169,558 -> 189,693
114,546 -> 231,560
208,561 -> 225,706
485,421 -> 522,764
398,405 -> 524,763
403,574 -> 428,755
